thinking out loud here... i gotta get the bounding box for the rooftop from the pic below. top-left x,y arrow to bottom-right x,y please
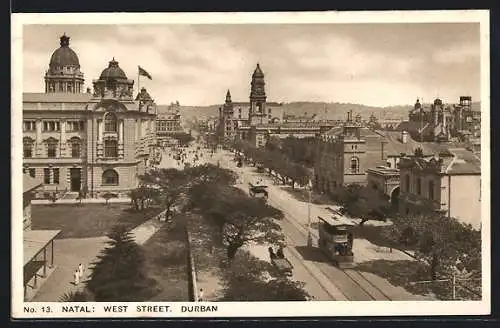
445,148 -> 481,175
366,166 -> 400,176
23,92 -> 93,103
24,230 -> 62,266
383,130 -> 449,156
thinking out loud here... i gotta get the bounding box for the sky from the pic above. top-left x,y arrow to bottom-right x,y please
22,23 -> 481,107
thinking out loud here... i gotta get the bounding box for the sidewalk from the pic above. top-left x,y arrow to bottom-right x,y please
29,211 -> 167,302
32,197 -> 131,205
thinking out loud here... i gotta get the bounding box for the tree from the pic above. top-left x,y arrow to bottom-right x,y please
383,214 -> 481,281
58,290 -> 89,302
338,184 -> 389,225
102,192 -> 118,207
198,186 -> 285,261
173,132 -> 194,146
220,250 -> 310,301
139,168 -> 188,218
87,225 -> 156,301
129,186 -> 157,211
185,163 -> 237,187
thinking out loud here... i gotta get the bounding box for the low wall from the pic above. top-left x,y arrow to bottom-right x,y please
185,226 -> 198,302
32,198 -> 132,205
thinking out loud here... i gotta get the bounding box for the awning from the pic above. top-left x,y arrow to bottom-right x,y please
23,230 -> 61,266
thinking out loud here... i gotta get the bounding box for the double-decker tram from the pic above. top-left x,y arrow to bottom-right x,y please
317,215 -> 355,268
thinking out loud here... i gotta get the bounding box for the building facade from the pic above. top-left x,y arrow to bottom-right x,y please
23,174 -> 43,231
398,148 -> 481,229
218,63 -> 336,147
396,96 -> 480,143
22,34 -> 157,198
314,111 -> 448,198
156,102 -> 184,146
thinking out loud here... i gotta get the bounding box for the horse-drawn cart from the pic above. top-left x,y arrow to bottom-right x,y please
248,183 -> 269,202
271,258 -> 293,276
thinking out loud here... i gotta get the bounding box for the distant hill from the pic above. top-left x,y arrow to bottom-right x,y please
171,101 -> 481,122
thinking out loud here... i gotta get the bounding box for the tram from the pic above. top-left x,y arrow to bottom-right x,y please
317,215 -> 355,268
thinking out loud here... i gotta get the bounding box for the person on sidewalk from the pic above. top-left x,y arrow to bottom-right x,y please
73,269 -> 80,286
198,288 -> 204,302
78,263 -> 84,279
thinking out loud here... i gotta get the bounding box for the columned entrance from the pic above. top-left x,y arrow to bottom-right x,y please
70,168 -> 81,191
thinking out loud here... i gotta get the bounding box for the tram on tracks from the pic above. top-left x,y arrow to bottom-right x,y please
317,215 -> 355,268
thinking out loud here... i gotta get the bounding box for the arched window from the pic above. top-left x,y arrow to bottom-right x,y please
23,137 -> 34,158
102,169 -> 119,185
350,156 -> 359,173
404,174 -> 410,192
428,180 -> 435,200
104,112 -> 118,132
70,137 -> 81,158
104,139 -> 118,158
46,137 -> 58,158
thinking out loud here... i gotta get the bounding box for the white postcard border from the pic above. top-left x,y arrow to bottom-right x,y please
11,10 -> 491,318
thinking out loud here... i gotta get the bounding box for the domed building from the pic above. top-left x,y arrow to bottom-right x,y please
22,34 -> 157,200
44,34 -> 85,94
92,58 -> 134,99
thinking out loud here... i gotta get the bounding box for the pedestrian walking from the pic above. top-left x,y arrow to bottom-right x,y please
78,263 -> 84,278
73,269 -> 80,285
198,288 -> 204,302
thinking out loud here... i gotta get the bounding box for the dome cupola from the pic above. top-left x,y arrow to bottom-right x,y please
49,34 -> 80,70
45,33 -> 85,94
99,58 -> 128,80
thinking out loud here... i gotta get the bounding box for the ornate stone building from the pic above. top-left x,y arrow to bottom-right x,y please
314,110 -> 448,199
218,63 -> 336,147
156,102 -> 184,146
398,148 -> 481,229
22,34 -> 157,198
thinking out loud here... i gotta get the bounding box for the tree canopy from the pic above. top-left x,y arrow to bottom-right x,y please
188,184 -> 284,261
382,213 -> 481,281
87,225 -> 156,301
220,250 -> 310,301
338,184 -> 390,225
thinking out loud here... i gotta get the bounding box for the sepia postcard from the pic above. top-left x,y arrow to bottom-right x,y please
11,10 -> 490,318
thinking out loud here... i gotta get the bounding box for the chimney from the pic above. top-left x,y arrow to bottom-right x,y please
401,130 -> 408,144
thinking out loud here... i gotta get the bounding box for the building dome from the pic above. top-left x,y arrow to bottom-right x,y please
252,63 -> 264,78
49,34 -> 80,69
99,58 -> 127,80
434,98 -> 443,106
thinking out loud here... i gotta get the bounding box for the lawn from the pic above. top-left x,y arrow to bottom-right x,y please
141,217 -> 190,301
31,204 -> 162,239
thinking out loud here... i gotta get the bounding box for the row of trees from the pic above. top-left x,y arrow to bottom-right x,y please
232,138 -> 311,189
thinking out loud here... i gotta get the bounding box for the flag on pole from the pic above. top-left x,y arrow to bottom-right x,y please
138,66 -> 152,80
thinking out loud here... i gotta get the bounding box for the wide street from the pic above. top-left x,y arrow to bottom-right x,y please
158,141 -> 429,301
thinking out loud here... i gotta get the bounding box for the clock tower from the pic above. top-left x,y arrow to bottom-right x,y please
249,63 -> 268,125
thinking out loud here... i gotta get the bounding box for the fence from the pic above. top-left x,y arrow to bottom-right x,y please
410,273 -> 481,300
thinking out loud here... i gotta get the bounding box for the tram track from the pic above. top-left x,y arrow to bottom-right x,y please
222,156 -> 393,301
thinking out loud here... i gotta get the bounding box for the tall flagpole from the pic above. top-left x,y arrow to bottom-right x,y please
137,67 -> 140,97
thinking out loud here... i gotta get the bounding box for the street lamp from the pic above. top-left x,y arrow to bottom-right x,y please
307,178 -> 313,247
